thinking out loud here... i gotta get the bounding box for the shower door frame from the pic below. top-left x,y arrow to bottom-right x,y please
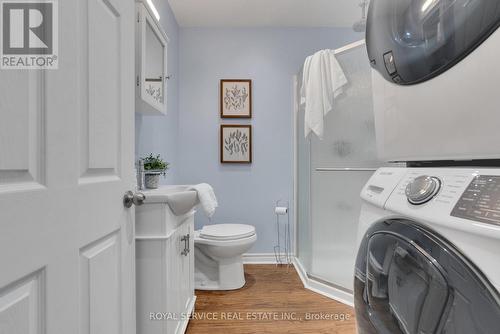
293,39 -> 383,306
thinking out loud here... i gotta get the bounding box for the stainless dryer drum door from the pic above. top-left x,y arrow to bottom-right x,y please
366,0 -> 500,85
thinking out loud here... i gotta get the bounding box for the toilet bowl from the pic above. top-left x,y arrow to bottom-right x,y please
194,224 -> 257,290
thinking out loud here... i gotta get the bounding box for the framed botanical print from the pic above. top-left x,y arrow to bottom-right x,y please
220,125 -> 252,163
220,79 -> 252,118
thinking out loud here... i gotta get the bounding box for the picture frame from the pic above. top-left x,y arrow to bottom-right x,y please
220,79 -> 252,118
220,125 -> 252,163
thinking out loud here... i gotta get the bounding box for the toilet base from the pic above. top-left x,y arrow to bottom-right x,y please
195,252 -> 246,290
194,230 -> 257,291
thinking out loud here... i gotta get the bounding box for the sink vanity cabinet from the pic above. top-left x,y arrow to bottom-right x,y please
136,187 -> 197,334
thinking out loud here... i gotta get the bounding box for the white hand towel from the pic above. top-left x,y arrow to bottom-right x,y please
189,183 -> 218,218
301,50 -> 347,139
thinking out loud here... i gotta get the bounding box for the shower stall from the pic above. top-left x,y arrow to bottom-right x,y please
294,40 -> 389,304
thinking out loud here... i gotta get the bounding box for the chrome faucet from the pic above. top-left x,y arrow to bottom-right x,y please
136,159 -> 145,190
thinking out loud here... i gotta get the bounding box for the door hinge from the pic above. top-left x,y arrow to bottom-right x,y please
137,12 -> 140,23
136,76 -> 139,86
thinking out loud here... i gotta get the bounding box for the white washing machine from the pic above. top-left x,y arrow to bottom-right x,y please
366,0 -> 500,162
355,167 -> 500,333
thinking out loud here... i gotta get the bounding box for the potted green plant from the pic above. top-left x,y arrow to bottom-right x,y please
142,154 -> 169,189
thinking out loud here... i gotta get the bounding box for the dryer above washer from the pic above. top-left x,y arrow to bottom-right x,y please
367,0 -> 500,85
368,1 -> 500,162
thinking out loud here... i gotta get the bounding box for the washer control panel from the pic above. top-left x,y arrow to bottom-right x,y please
451,175 -> 500,226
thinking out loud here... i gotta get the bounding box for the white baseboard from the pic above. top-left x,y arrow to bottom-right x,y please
178,295 -> 196,334
292,257 -> 354,307
243,253 -> 289,264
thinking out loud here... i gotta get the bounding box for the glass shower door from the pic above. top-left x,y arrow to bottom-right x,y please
297,41 -> 383,294
296,80 -> 311,272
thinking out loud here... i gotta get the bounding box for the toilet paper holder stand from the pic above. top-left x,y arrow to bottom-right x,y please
274,199 -> 291,266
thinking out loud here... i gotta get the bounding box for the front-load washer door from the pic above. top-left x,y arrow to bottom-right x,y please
366,0 -> 500,85
354,219 -> 500,334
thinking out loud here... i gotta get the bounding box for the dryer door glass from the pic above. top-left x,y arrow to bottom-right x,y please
366,0 -> 500,84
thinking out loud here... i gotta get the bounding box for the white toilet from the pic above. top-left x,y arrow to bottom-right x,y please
194,224 -> 257,290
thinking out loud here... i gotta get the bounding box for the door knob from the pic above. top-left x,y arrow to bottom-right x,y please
123,191 -> 146,208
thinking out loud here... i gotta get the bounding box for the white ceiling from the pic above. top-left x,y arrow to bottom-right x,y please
167,0 -> 363,28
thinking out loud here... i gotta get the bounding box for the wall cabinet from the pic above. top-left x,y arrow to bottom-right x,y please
136,203 -> 195,334
136,2 -> 169,115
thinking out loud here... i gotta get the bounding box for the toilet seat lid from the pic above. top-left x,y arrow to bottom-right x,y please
199,224 -> 256,241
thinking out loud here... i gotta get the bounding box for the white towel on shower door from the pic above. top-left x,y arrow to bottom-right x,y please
301,50 -> 347,139
189,183 -> 218,218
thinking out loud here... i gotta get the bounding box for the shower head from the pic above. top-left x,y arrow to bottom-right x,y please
353,0 -> 369,32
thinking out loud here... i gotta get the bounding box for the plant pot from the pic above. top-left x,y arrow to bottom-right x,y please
144,172 -> 162,189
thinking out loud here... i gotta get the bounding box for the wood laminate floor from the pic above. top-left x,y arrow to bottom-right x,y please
186,264 -> 357,334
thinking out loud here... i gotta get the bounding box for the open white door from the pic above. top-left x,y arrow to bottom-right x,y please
0,0 -> 136,333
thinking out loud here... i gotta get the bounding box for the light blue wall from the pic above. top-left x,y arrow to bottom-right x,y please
178,28 -> 363,253
135,0 -> 180,183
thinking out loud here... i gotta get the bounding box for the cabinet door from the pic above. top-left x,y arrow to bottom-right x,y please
178,222 -> 192,313
166,232 -> 181,334
136,3 -> 169,115
188,220 -> 194,301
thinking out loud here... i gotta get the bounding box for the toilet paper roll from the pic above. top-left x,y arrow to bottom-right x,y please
275,207 -> 288,215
